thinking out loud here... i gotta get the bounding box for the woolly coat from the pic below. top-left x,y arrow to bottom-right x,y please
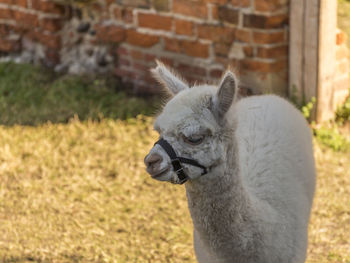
186,95 -> 316,263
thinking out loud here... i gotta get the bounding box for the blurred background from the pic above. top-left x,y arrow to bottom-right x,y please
0,0 -> 349,262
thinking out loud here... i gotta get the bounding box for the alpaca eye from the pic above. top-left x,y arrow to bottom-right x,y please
183,135 -> 204,145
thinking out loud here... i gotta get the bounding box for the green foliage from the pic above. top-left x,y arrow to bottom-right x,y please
0,62 -> 160,126
288,86 -> 316,122
301,97 -> 316,120
293,95 -> 350,152
313,125 -> 350,152
335,89 -> 350,124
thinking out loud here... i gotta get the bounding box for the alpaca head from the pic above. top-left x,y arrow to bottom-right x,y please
144,61 -> 238,184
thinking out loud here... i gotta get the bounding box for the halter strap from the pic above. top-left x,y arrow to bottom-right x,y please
155,138 -> 208,184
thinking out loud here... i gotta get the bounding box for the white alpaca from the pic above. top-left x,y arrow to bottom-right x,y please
144,61 -> 316,263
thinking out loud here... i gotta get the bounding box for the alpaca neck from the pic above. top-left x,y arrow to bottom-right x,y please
185,138 -> 262,260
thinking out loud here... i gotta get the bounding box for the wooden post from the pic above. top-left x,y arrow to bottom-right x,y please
289,0 -> 338,122
316,0 -> 338,122
289,0 -> 305,105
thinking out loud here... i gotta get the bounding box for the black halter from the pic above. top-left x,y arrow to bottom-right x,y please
155,138 -> 208,184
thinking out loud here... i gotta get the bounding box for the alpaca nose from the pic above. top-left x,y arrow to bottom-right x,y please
144,153 -> 163,175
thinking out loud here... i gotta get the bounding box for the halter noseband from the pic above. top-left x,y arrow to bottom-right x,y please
155,138 -> 208,184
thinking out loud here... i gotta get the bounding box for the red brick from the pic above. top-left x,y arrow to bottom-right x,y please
159,57 -> 174,66
214,42 -> 231,56
211,5 -> 219,20
0,0 -> 13,4
164,37 -> 209,58
130,50 -> 144,60
243,46 -> 253,57
215,56 -> 228,64
114,6 -> 133,23
255,0 -> 287,12
217,6 -> 239,25
31,0 -> 65,15
198,24 -> 235,43
14,0 -> 27,8
0,38 -> 20,52
257,45 -> 288,59
134,62 -> 149,71
105,0 -> 115,6
182,41 -> 210,58
95,25 -> 125,43
126,30 -> 160,47
244,14 -> 288,29
0,8 -> 13,20
240,58 -> 287,73
116,46 -> 129,56
175,19 -> 193,36
210,68 -> 224,78
144,53 -> 156,62
118,58 -> 131,67
26,31 -> 61,49
253,31 -> 285,44
138,13 -> 172,31
236,29 -> 251,43
336,31 -> 346,45
230,0 -> 250,7
176,63 -> 206,76
173,0 -> 208,19
40,18 -> 62,32
91,2 -> 103,14
14,10 -> 39,27
203,0 -> 227,4
336,45 -> 349,60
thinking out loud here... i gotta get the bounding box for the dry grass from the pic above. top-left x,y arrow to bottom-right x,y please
0,117 -> 349,263
308,142 -> 350,263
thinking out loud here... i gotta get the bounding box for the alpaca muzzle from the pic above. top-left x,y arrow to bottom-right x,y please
154,138 -> 208,184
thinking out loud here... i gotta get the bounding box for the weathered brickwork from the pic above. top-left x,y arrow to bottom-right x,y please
333,29 -> 350,111
0,0 -> 348,106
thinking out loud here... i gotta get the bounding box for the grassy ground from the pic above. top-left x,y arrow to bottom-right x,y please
0,63 -> 349,262
0,63 -> 159,125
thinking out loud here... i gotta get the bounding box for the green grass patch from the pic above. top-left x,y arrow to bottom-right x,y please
313,125 -> 350,152
336,89 -> 350,124
0,62 -> 160,126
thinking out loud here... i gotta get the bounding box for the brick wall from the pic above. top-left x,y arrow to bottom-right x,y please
0,0 -> 65,65
333,29 -> 350,111
0,0 -> 289,95
1,0 -> 349,112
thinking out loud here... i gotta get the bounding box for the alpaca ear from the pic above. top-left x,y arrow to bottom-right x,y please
212,71 -> 238,119
151,60 -> 189,95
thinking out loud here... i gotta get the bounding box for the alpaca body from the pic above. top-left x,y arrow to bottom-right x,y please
187,95 -> 315,263
144,62 -> 316,263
